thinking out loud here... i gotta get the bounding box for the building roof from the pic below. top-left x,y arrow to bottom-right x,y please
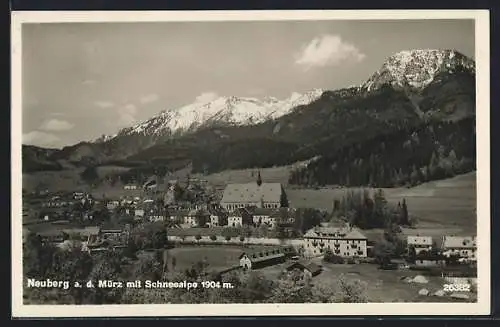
287,261 -> 322,274
407,236 -> 433,246
169,210 -> 190,217
240,246 -> 286,263
252,207 -> 275,216
221,183 -> 282,204
443,236 -> 476,249
303,226 -> 367,240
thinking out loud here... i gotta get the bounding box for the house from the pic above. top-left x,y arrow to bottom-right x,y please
227,207 -> 252,227
134,208 -> 145,218
414,251 -> 447,268
106,201 -> 120,211
182,209 -> 210,227
124,184 -> 138,190
442,236 -> 477,261
145,208 -> 166,222
407,236 -> 433,255
302,225 -> 368,258
286,260 -> 322,278
239,246 -> 291,270
251,207 -> 275,226
168,210 -> 189,223
220,172 -> 285,211
228,213 -> 242,227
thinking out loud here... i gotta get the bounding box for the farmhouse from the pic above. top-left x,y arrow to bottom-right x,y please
442,236 -> 477,261
239,246 -> 294,270
227,207 -> 253,227
168,210 -> 189,223
302,225 -> 367,258
124,184 -> 138,190
407,236 -> 433,255
134,208 -> 145,218
220,173 -> 285,211
208,207 -> 228,227
286,260 -> 322,278
251,207 -> 274,226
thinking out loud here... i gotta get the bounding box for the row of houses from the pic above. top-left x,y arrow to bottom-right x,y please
24,225 -> 128,252
130,204 -> 296,229
408,235 -> 477,261
299,225 -> 477,262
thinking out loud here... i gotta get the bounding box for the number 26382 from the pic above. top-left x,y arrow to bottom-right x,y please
443,284 -> 471,292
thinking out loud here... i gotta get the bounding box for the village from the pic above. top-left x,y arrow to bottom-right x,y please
22,171 -> 478,303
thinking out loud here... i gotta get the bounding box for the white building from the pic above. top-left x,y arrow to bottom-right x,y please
228,215 -> 243,227
442,236 -> 477,261
407,236 -> 433,255
302,226 -> 368,258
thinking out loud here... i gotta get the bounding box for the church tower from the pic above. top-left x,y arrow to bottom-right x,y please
256,170 -> 262,186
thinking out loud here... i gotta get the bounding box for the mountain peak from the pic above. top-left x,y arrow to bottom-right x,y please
362,49 -> 475,92
94,89 -> 325,143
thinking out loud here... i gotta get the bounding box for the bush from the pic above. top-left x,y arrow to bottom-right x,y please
195,234 -> 202,241
239,236 -> 245,242
209,235 -> 217,241
225,235 -> 231,241
324,249 -> 344,264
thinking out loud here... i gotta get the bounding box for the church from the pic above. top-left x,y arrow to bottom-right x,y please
220,172 -> 287,211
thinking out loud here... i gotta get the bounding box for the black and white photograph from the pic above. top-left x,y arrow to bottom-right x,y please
11,10 -> 490,317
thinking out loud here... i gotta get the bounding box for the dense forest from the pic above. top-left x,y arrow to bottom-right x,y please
288,117 -> 475,188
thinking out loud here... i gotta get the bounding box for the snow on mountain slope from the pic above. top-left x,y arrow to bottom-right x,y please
362,49 -> 475,92
97,89 -> 325,141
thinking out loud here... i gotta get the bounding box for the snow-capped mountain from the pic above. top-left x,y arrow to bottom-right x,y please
96,88 -> 325,141
361,49 -> 475,92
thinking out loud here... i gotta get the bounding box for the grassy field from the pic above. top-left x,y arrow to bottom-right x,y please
22,169 -> 88,192
155,246 -> 247,273
286,172 -> 477,235
194,166 -> 293,189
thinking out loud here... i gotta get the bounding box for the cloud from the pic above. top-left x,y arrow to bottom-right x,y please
82,79 -> 96,86
94,101 -> 115,109
195,92 -> 219,104
23,131 -> 60,147
295,34 -> 366,69
140,94 -> 159,104
117,103 -> 137,126
39,119 -> 75,132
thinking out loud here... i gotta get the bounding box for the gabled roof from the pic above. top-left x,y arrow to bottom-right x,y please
221,183 -> 282,204
252,207 -> 275,216
443,236 -> 476,249
287,260 -> 322,274
239,246 -> 291,262
304,227 -> 367,240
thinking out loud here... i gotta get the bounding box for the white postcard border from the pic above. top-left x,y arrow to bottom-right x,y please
11,9 -> 491,317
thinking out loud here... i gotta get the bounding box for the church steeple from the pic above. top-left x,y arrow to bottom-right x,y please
256,170 -> 262,186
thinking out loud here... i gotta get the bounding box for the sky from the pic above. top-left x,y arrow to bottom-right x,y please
21,19 -> 475,148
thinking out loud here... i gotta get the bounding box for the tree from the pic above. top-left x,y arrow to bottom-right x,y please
152,227 -> 168,249
123,238 -> 138,259
87,251 -> 124,304
323,248 -> 344,264
400,199 -> 409,226
171,256 -> 177,271
373,239 -> 396,265
280,189 -> 289,208
332,275 -> 368,303
80,166 -> 99,184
